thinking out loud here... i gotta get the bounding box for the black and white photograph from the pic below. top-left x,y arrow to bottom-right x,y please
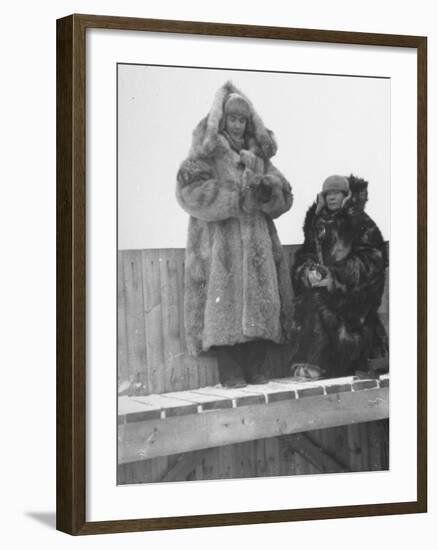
117,65 -> 390,484
2,0 -> 432,544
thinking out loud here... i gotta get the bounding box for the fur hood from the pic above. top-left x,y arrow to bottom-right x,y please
188,81 -> 278,160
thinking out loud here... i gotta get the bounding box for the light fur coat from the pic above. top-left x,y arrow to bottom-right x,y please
176,81 -> 294,355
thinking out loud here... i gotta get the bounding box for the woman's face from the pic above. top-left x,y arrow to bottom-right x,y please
325,190 -> 345,211
225,113 -> 247,140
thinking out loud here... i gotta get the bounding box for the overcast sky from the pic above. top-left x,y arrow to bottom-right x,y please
118,64 -> 390,250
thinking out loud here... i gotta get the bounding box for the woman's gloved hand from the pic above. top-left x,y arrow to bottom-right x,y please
306,264 -> 333,290
301,263 -> 329,288
307,269 -> 323,286
240,149 -> 258,171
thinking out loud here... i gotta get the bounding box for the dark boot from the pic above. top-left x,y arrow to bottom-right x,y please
216,345 -> 247,388
243,341 -> 269,385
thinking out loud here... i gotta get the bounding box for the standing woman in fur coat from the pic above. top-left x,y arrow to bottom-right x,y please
176,81 -> 294,387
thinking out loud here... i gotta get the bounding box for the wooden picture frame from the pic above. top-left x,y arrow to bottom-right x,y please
56,13 -> 427,535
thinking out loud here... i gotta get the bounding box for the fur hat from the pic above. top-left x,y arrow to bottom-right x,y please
322,175 -> 349,195
315,175 -> 351,214
224,93 -> 251,118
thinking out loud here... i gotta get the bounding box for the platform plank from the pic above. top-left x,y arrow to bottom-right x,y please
193,386 -> 266,407
118,396 -> 161,423
165,390 -> 233,411
119,375 -> 387,422
130,394 -> 198,418
240,381 -> 297,403
118,381 -> 389,462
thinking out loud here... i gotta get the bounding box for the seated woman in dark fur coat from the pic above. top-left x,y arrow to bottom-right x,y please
290,174 -> 388,379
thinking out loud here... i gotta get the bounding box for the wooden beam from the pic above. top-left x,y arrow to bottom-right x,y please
118,384 -> 389,463
160,450 -> 207,482
281,433 -> 348,473
119,376 -> 388,422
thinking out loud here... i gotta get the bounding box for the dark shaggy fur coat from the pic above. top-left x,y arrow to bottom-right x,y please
291,176 -> 388,376
176,81 -> 294,356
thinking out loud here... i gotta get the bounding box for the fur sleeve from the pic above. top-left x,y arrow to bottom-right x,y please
329,215 -> 386,298
291,252 -> 318,294
176,158 -> 241,222
258,162 -> 293,219
291,206 -> 319,294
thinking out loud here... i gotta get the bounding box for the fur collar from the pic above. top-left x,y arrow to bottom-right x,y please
303,176 -> 370,239
188,81 -> 277,160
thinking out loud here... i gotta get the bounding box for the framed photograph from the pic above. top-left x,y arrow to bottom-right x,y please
56,14 -> 427,535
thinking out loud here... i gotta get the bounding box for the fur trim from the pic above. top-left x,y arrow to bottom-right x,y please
302,202 -> 318,239
315,192 -> 325,215
315,189 -> 352,215
260,167 -> 294,219
176,157 -> 241,222
189,81 -> 277,160
347,174 -> 369,212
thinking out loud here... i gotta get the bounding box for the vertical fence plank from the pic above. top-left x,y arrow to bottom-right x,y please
380,419 -> 390,469
347,424 -> 363,472
254,439 -> 267,478
168,250 -> 187,391
175,251 -> 198,390
359,423 -> 370,471
232,442 -> 249,480
218,444 -> 234,480
122,250 -> 147,390
200,354 -> 219,388
368,421 -> 381,470
117,252 -> 129,384
141,250 -> 164,394
291,448 -> 306,476
159,250 -> 183,392
199,449 -> 220,481
265,437 -> 281,477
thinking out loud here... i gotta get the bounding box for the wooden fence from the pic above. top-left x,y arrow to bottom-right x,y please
117,245 -> 389,484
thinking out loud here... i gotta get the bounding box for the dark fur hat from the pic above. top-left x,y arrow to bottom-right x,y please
347,174 -> 369,211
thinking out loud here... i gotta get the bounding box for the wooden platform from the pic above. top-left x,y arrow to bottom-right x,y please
118,374 -> 389,463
